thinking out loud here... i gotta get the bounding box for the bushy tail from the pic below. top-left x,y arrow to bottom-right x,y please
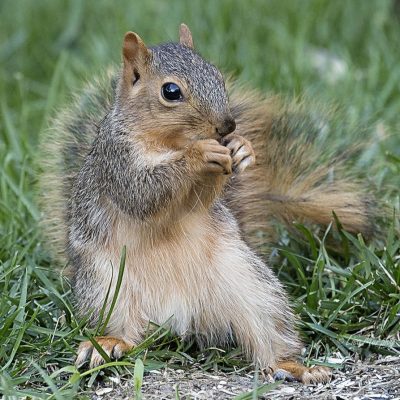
225,83 -> 377,250
37,69 -> 117,261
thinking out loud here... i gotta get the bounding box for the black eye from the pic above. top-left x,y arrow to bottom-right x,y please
162,82 -> 183,101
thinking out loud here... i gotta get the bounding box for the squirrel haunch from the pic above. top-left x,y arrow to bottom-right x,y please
38,24 -> 374,382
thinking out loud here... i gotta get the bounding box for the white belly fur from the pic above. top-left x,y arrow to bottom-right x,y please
90,210 -> 263,338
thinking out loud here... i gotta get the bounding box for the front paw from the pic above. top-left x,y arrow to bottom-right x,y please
221,134 -> 255,173
190,139 -> 232,175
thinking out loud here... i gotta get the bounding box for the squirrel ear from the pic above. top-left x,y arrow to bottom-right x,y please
179,23 -> 194,49
122,31 -> 150,69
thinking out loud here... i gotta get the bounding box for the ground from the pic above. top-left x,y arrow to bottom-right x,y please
89,356 -> 400,400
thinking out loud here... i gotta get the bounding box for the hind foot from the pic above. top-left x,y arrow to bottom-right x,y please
75,336 -> 133,368
274,360 -> 332,384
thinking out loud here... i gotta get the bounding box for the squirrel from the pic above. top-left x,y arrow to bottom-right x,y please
38,24 -> 376,384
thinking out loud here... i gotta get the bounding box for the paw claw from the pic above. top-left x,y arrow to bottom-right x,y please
75,342 -> 93,367
191,139 -> 233,174
222,134 -> 255,173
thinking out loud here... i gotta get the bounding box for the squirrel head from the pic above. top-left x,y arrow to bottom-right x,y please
115,24 -> 235,148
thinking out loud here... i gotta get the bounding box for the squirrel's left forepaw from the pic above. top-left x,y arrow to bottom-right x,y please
221,133 -> 255,173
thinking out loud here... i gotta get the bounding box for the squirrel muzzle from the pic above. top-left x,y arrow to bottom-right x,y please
216,117 -> 236,137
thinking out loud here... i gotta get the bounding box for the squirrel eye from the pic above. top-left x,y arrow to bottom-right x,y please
161,82 -> 183,101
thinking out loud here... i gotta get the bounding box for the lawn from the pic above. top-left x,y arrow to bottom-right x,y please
0,0 -> 399,398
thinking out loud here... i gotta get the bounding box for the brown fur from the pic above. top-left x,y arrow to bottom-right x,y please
275,361 -> 332,384
225,87 -> 376,249
37,25 -> 377,384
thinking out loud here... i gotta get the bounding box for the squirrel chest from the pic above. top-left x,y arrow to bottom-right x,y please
89,203 -> 254,336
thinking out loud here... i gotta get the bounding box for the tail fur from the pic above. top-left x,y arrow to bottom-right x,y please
37,69 -> 118,261
225,83 -> 376,250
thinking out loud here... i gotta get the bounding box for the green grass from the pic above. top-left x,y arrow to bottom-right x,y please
0,0 -> 399,398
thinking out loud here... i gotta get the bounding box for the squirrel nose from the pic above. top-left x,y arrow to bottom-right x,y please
216,118 -> 236,136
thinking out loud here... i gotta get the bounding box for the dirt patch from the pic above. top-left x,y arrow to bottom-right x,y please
91,356 -> 400,399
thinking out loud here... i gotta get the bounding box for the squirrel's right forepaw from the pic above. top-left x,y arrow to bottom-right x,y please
222,134 -> 255,173
75,336 -> 132,369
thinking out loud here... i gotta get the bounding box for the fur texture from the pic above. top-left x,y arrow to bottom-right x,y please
38,26 -> 373,382
225,86 -> 376,250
